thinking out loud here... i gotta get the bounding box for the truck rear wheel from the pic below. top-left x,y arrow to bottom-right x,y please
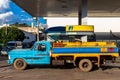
14,59 -> 27,70
79,59 -> 93,72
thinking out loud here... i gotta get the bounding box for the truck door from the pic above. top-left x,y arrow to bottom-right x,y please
32,43 -> 50,64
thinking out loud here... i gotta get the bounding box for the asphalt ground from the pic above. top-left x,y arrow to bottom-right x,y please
1,56 -> 120,80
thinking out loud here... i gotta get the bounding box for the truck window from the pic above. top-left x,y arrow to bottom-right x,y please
35,44 -> 46,51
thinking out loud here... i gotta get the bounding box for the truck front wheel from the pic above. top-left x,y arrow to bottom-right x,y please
79,59 -> 93,72
13,59 -> 27,70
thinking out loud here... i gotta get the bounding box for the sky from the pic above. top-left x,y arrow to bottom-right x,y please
0,0 -> 46,26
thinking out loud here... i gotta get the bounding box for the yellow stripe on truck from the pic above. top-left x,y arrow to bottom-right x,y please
52,53 -> 119,61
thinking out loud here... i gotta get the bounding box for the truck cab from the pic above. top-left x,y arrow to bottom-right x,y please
8,41 -> 51,70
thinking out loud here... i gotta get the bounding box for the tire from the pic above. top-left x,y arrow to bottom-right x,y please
79,59 -> 93,72
13,59 -> 27,70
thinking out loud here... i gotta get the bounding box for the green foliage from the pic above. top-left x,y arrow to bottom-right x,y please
0,26 -> 25,45
10,22 -> 29,27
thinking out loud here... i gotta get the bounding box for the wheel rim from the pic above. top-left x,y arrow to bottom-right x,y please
82,62 -> 89,68
16,60 -> 24,68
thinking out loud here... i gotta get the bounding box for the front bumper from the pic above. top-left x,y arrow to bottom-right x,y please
7,60 -> 13,64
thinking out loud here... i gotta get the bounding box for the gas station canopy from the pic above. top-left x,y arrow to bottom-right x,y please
12,0 -> 120,17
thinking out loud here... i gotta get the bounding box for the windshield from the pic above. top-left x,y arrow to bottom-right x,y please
48,34 -> 96,42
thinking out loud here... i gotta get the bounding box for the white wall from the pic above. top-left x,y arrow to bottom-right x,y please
45,17 -> 120,32
87,17 -> 120,32
45,17 -> 78,27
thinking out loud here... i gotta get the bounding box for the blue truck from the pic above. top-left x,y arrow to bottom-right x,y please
8,41 -> 119,72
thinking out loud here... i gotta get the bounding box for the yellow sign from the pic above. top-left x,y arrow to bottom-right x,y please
66,25 -> 94,32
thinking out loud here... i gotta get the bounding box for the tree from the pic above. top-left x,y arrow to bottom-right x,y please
12,22 -> 19,27
10,22 -> 29,27
19,23 -> 29,27
0,26 -> 25,45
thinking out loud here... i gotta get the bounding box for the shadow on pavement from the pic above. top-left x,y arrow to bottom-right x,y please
0,65 -> 11,68
27,63 -> 75,70
0,56 -> 8,61
101,66 -> 120,71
